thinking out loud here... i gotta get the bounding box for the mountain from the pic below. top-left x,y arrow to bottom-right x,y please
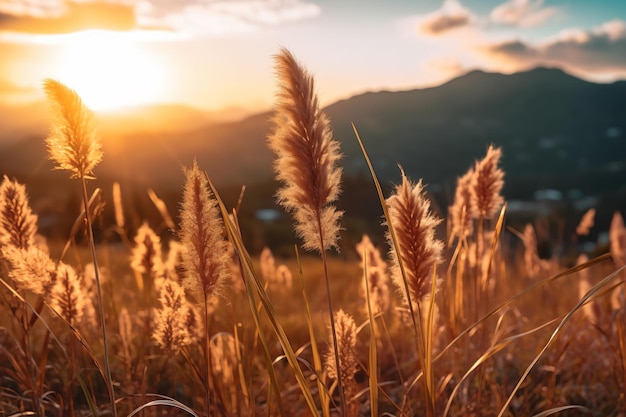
2,66 -> 626,206
326,67 -> 626,199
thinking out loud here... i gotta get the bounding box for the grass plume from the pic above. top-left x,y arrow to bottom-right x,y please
386,168 -> 443,306
267,47 -> 343,253
43,79 -> 102,179
0,176 -> 38,250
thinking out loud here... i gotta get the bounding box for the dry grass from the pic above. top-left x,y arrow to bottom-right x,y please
0,50 -> 625,417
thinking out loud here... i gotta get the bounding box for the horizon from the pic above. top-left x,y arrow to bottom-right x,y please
0,0 -> 624,113
3,64 -> 625,117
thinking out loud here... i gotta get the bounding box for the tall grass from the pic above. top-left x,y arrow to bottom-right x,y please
0,49 -> 625,417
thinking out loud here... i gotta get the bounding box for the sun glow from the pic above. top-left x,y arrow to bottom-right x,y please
53,30 -> 167,111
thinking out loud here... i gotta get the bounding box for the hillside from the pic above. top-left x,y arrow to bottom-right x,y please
1,66 -> 625,213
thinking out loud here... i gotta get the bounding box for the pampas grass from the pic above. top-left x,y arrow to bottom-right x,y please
356,235 -> 390,316
43,79 -> 102,179
153,279 -> 195,352
180,160 -> 229,301
0,176 -> 38,250
2,48 -> 626,417
43,78 -> 116,417
131,222 -> 164,293
448,168 -> 475,243
179,159 -> 230,415
2,246 -> 56,295
386,168 -> 443,306
471,144 -> 504,220
268,47 -> 349,415
325,309 -> 359,417
268,48 -> 343,253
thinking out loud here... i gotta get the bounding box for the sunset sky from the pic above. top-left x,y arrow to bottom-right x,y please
0,0 -> 625,112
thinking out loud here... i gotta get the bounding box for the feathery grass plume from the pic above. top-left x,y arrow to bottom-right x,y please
356,235 -> 390,315
609,212 -> 626,267
576,208 -> 595,236
153,279 -> 192,352
325,309 -> 359,417
0,176 -> 38,250
2,246 -> 56,295
448,167 -> 476,242
576,254 -> 599,324
386,169 -> 443,305
275,264 -> 293,290
43,79 -> 102,179
48,263 -> 84,326
112,181 -> 125,229
180,160 -> 229,300
131,222 -> 164,278
470,145 -> 504,219
522,224 -> 540,277
259,246 -> 276,283
44,78 -> 116,417
267,48 -> 343,252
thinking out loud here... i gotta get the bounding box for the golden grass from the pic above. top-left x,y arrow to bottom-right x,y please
0,50 -> 625,417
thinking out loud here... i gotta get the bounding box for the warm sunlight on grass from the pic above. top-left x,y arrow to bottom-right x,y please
53,30 -> 167,111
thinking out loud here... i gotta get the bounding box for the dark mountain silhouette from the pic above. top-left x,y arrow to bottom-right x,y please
327,67 -> 626,200
1,66 -> 625,211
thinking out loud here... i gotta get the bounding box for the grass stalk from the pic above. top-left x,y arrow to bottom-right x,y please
363,255 -> 379,417
352,122 -> 434,417
208,180 -> 319,416
496,265 -> 626,417
295,246 -> 331,417
318,233 -> 347,416
80,176 -> 116,417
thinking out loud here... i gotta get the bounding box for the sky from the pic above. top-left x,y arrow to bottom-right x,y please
0,0 -> 624,112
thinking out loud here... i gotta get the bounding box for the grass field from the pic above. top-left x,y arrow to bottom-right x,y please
1,49 -> 625,417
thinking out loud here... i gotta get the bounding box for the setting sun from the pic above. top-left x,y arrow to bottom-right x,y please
53,31 -> 167,111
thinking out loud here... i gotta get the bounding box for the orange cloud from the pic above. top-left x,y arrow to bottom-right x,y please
0,1 -> 137,34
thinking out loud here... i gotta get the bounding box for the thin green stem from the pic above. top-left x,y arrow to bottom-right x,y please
80,177 -> 117,417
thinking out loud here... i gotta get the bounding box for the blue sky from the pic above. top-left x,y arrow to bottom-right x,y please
0,0 -> 624,112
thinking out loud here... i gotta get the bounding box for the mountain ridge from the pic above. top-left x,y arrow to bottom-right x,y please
1,66 -> 625,203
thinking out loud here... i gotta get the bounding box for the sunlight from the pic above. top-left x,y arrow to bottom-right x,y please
53,30 -> 167,111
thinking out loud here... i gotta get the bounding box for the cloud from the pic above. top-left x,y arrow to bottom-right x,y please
418,0 -> 475,36
490,0 -> 559,28
138,0 -> 321,36
482,20 -> 626,73
0,0 -> 320,36
0,1 -> 138,34
0,0 -> 63,18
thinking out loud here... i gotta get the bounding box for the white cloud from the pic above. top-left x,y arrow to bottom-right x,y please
0,0 -> 64,17
140,0 -> 321,35
490,0 -> 559,28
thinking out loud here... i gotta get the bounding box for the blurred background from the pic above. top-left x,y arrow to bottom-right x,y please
0,0 -> 625,256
